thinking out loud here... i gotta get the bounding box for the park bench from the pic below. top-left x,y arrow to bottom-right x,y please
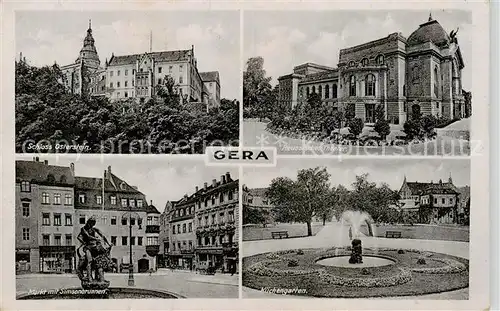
385,231 -> 402,238
271,231 -> 289,239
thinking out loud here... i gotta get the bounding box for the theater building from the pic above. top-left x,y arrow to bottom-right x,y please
59,21 -> 220,109
15,158 -> 76,273
195,173 -> 239,273
278,15 -> 468,124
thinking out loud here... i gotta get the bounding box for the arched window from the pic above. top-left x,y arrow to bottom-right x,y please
349,76 -> 356,96
434,66 -> 439,96
306,87 -> 310,96
365,74 -> 376,96
376,55 -> 385,65
318,85 -> 322,98
47,174 -> 55,183
349,61 -> 355,67
325,85 -> 330,99
312,86 -> 316,94
362,58 -> 369,66
403,85 -> 406,96
332,84 -> 338,98
60,175 -> 67,184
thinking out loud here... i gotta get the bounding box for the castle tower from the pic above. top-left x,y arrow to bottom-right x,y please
75,19 -> 100,70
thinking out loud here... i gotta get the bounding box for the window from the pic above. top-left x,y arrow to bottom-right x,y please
349,76 -> 356,96
79,215 -> 86,224
125,69 -> 128,76
312,86 -> 316,94
138,237 -> 143,246
219,192 -> 224,203
132,69 -> 135,75
332,84 -> 338,98
436,102 -> 439,109
177,224 -> 180,233
403,85 -> 406,96
132,80 -> 135,86
179,76 -> 183,84
434,66 -> 439,96
137,199 -> 143,207
54,214 -> 61,226
130,218 -> 136,226
110,71 -> 114,77
96,195 -> 102,205
65,234 -> 72,246
228,211 -> 234,222
179,65 -> 183,72
111,216 -> 117,225
219,212 -> 225,223
131,237 -> 136,246
122,218 -> 127,226
125,81 -> 128,87
147,216 -> 153,225
377,55 -> 385,65
204,198 -> 208,207
65,194 -> 72,205
434,198 -> 438,204
110,196 -> 116,205
362,58 -> 369,66
173,226 -> 176,234
122,236 -> 128,246
111,236 -> 117,246
198,217 -> 202,226
211,196 -> 216,205
318,85 -> 322,98
121,199 -> 128,207
442,198 -> 446,204
130,199 -> 135,208
117,82 -> 120,88
365,74 -> 375,96
211,214 -> 216,225
117,70 -> 120,76
228,190 -> 234,201
158,67 -> 162,73
43,213 -> 50,225
188,222 -> 192,232
42,193 -> 50,204
102,216 -> 107,225
54,235 -> 61,246
325,85 -> 330,99
21,181 -> 30,192
22,228 -> 29,241
22,202 -> 30,217
449,198 -> 453,204
79,194 -> 85,203
110,82 -> 113,88
65,214 -> 72,226
42,235 -> 50,246
138,218 -> 143,227
349,61 -> 355,67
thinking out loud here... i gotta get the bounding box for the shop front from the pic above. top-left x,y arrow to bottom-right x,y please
39,246 -> 76,273
16,248 -> 31,273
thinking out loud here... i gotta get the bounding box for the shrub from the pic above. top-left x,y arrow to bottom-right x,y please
296,249 -> 304,255
417,258 -> 426,265
287,259 -> 299,267
398,249 -> 405,254
361,268 -> 371,275
348,118 -> 364,138
403,119 -> 421,140
374,119 -> 391,140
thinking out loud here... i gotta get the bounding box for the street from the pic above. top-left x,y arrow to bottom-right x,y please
243,120 -> 471,156
17,270 -> 238,298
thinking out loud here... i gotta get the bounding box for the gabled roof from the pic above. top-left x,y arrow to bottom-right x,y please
300,70 -> 339,83
200,71 -> 220,83
16,160 -> 74,185
147,204 -> 161,214
75,172 -> 141,193
108,50 -> 192,66
405,181 -> 459,196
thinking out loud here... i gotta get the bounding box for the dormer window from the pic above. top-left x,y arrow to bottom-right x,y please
362,58 -> 369,67
47,174 -> 55,183
349,61 -> 355,67
376,55 -> 385,65
21,181 -> 31,192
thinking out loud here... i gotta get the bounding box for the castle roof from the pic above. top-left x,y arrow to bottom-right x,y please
108,50 -> 192,66
407,16 -> 451,48
200,71 -> 220,84
75,172 -> 141,194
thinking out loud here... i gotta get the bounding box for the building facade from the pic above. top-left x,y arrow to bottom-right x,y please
398,175 -> 462,224
169,195 -> 196,270
242,186 -> 275,225
59,21 -> 221,108
16,158 -> 76,273
278,15 -> 468,124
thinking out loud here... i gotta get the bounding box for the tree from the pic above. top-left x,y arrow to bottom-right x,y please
345,104 -> 356,121
266,167 -> 332,236
403,119 -> 421,140
243,57 -> 273,120
420,114 -> 437,138
243,205 -> 266,225
348,118 -> 364,139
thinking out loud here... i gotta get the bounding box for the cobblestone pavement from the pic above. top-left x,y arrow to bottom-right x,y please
17,270 -> 238,298
242,222 -> 469,299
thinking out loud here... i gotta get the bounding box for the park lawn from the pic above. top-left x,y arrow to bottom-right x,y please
243,223 -> 324,241
370,224 -> 469,242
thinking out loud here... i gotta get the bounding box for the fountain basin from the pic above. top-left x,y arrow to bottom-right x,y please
17,287 -> 185,299
316,255 -> 395,268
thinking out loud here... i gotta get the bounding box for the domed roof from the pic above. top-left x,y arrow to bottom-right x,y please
407,15 -> 450,48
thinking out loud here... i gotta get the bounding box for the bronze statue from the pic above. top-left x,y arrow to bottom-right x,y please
349,238 -> 363,264
76,216 -> 113,289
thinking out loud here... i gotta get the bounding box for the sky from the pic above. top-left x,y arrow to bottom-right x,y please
16,11 -> 240,100
244,10 -> 472,89
243,158 -> 470,190
16,155 -> 239,213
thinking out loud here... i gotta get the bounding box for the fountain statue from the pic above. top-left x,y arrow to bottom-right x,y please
349,238 -> 363,264
76,216 -> 113,290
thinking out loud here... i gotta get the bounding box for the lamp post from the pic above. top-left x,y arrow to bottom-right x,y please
122,208 -> 141,287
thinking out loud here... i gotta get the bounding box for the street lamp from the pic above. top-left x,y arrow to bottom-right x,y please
122,208 -> 141,287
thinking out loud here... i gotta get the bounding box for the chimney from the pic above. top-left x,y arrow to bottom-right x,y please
104,170 -> 107,179
221,175 -> 225,184
204,182 -> 207,190
150,200 -> 153,205
184,194 -> 188,199
44,160 -> 48,165
212,179 -> 217,187
225,172 -> 231,182
70,163 -> 75,175
35,157 -> 39,162
107,166 -> 112,175
195,186 -> 199,193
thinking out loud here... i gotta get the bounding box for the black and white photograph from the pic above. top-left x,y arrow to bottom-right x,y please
15,155 -> 239,299
242,158 -> 470,298
15,11 -> 240,154
243,10 -> 472,156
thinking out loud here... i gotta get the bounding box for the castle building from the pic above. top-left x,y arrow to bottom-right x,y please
278,15 -> 469,124
60,20 -> 221,108
398,175 -> 462,224
15,158 -> 76,273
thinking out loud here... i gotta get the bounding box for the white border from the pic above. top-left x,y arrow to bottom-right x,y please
1,1 -> 490,310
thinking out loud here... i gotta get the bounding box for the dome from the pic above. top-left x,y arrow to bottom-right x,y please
407,16 -> 450,48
